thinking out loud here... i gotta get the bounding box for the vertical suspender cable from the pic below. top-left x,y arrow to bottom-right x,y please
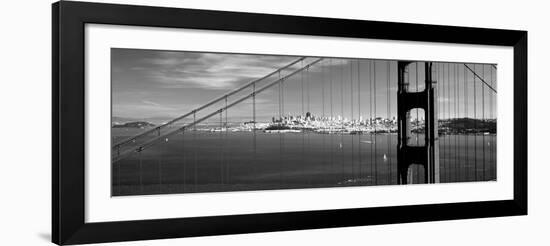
306,65 -> 311,185
330,59 -> 334,184
225,98 -> 229,188
369,60 -> 373,185
330,59 -> 334,124
449,63 -> 456,181
226,95 -> 231,187
322,60 -> 326,119
372,60 -> 378,185
350,61 -> 354,180
387,61 -> 391,184
464,63 -> 469,181
302,61 -> 305,117
441,63 -> 446,182
307,66 -> 311,115
447,63 -> 451,182
301,64 -> 307,185
416,62 -> 420,183
253,83 -> 256,129
251,83 -> 256,188
456,64 -> 460,181
225,97 -> 229,186
219,109 -> 223,190
457,64 -> 461,181
193,116 -> 199,192
358,60 -> 362,182
302,66 -> 306,187
450,64 -> 453,182
454,64 -> 458,182
489,64 -> 495,179
473,64 -> 477,181
282,72 -> 285,119
351,61 -> 354,124
322,61 -> 327,184
182,126 -> 186,192
482,64 -> 486,180
436,62 -> 443,181
437,62 -> 446,183
450,63 -> 453,181
341,60 -> 345,181
278,71 -> 282,121
251,81 -> 256,186
278,71 -> 283,186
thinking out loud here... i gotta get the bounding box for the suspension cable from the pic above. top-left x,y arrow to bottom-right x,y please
464,64 -> 497,93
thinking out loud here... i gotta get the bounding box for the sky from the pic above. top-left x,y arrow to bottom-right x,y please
111,48 -> 498,124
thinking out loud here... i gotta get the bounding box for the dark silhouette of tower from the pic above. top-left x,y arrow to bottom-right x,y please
397,61 -> 440,184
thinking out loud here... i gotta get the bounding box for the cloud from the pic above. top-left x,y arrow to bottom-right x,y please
142,100 -> 162,107
147,73 -> 240,90
114,101 -> 190,119
111,49 -> 375,119
128,51 -> 298,90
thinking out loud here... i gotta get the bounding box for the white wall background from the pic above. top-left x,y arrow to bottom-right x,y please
0,0 -> 547,245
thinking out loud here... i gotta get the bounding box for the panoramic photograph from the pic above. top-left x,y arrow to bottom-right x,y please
111,48 -> 497,196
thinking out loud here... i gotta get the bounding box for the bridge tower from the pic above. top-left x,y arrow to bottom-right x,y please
397,61 -> 439,184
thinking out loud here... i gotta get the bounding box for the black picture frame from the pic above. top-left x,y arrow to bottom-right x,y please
52,1 -> 527,245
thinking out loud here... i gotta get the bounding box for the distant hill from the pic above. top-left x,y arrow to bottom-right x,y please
112,121 -> 155,129
112,116 -> 136,125
441,118 -> 496,134
264,125 -> 291,130
112,116 -> 172,125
